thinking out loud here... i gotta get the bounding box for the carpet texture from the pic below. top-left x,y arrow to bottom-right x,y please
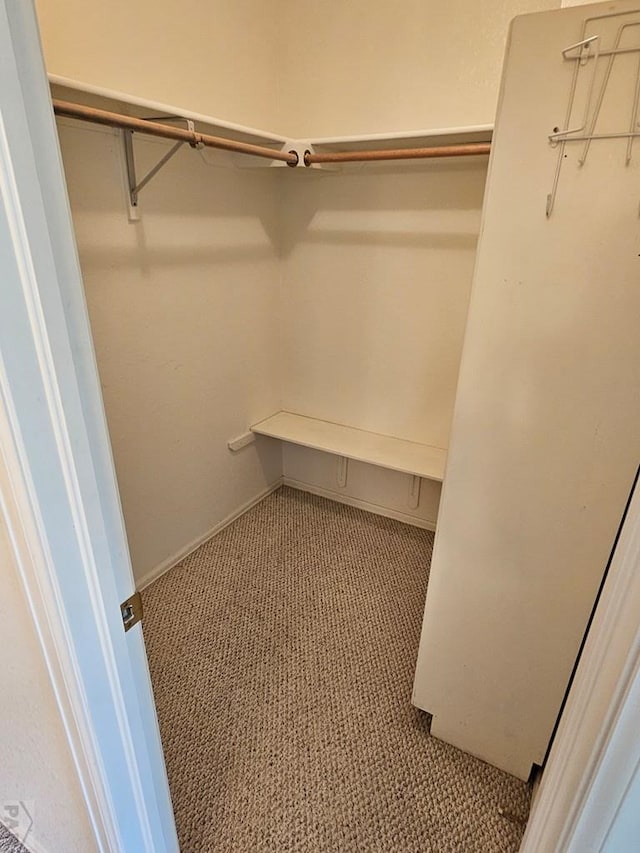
143,487 -> 530,852
0,824 -> 29,853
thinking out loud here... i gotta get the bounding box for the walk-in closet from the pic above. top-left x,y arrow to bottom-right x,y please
13,0 -> 640,849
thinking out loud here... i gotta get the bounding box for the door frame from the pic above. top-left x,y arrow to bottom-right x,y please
0,1 -> 177,850
521,470 -> 640,851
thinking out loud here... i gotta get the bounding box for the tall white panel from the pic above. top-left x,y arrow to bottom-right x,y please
413,0 -> 640,780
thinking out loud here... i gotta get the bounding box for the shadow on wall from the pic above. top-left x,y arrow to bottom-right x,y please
59,118 -> 488,267
278,154 -> 488,447
58,119 -> 283,271
278,157 -> 488,257
78,238 -> 278,272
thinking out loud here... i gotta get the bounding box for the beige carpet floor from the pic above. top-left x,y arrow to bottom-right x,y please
143,487 -> 530,852
0,824 -> 29,853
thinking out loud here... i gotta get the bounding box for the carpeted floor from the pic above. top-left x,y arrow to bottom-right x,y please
143,487 -> 530,852
0,824 -> 29,853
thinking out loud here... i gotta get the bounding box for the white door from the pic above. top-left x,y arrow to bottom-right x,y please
0,1 -> 178,849
413,0 -> 640,781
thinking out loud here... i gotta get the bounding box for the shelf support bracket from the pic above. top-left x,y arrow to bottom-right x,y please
122,117 -> 199,209
408,475 -> 422,510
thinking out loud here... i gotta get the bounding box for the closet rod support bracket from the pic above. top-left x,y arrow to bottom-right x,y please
123,124 -> 190,209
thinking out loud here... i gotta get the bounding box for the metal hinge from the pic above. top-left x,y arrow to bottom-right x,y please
120,590 -> 143,632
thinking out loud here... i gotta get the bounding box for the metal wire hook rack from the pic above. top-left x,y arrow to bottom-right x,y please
546,8 -> 640,217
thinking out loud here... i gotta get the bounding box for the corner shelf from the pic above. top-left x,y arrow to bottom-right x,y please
305,124 -> 493,152
49,75 -> 493,156
251,412 -> 446,483
48,74 -> 289,147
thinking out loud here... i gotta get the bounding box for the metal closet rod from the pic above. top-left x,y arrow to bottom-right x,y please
304,142 -> 491,165
52,99 -> 299,166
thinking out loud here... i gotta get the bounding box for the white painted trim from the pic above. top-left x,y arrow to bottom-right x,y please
521,473 -> 640,852
0,394 -> 113,852
227,430 -> 257,453
0,106 -> 121,850
283,477 -> 437,531
0,3 -> 177,849
138,480 -> 283,589
0,106 -> 154,848
306,124 -> 493,146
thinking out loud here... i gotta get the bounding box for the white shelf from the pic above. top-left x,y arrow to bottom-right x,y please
251,412 -> 446,482
306,124 -> 493,151
49,76 -> 493,154
48,75 -> 289,146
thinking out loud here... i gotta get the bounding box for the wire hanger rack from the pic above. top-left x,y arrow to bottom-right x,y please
546,7 -> 640,216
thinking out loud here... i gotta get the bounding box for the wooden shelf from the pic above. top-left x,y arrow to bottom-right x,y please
252,412 -> 446,482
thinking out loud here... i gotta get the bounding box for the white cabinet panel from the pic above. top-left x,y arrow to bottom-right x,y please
413,0 -> 640,780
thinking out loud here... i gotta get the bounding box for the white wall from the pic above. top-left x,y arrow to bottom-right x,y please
36,0 -> 560,137
273,0 -> 558,522
35,0 -> 281,132
278,0 -> 560,137
57,131 -> 485,570
0,487 -> 96,853
57,118 -> 283,584
280,164 -> 485,445
41,0 -> 560,582
279,161 -> 486,525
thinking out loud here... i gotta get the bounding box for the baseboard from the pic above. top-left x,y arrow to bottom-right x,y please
138,479 -> 283,590
283,477 -> 437,531
138,474 -> 435,591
